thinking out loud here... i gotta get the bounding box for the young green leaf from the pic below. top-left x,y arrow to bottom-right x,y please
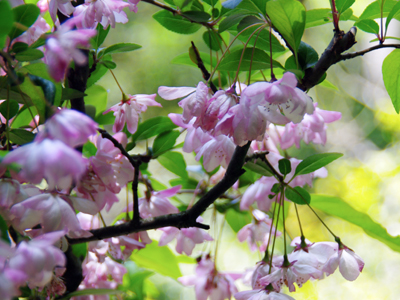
84,85 -> 108,117
0,1 -> 13,49
244,160 -> 274,177
294,153 -> 343,177
93,23 -> 110,49
355,19 -> 380,35
237,25 -> 285,53
15,49 -> 44,61
336,0 -> 355,16
385,1 -> 400,35
152,130 -> 180,157
158,151 -> 188,178
203,30 -> 223,51
311,194 -> 400,253
359,0 -> 397,20
284,186 -> 311,205
217,47 -> 283,71
266,0 -> 305,54
218,14 -> 246,33
382,49 -> 400,113
98,43 -> 142,57
153,10 -> 202,34
225,209 -> 252,232
182,11 -> 211,22
61,88 -> 87,101
131,116 -> 178,142
0,99 -> 20,120
8,4 -> 40,41
278,158 -> 291,175
99,60 -> 117,69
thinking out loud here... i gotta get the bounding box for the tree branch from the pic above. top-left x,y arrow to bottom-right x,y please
68,142 -> 250,245
339,43 -> 400,60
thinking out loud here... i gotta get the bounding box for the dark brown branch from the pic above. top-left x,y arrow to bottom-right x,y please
191,41 -> 218,93
339,43 -> 400,60
68,142 -> 251,245
298,27 -> 357,91
142,0 -> 214,29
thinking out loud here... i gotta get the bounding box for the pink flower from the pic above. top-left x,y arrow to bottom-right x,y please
240,177 -> 276,211
135,185 -> 180,218
8,231 -> 66,288
49,0 -> 75,23
104,94 -> 161,134
237,210 -> 281,252
235,290 -> 295,300
14,16 -> 50,46
3,139 -> 87,190
279,103 -> 341,149
73,0 -> 130,29
39,109 -> 98,147
159,217 -> 213,255
45,18 -> 97,81
179,254 -> 239,300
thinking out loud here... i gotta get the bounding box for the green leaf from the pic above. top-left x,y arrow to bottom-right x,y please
27,74 -> 55,120
99,60 -> 116,69
131,116 -> 178,142
158,151 -> 188,178
0,1 -> 13,49
0,99 -> 19,120
171,51 -> 215,69
182,11 -> 211,22
87,55 -> 112,88
278,158 -> 291,175
14,49 -> 43,61
285,186 -> 310,205
85,85 -> 108,117
244,159 -> 274,177
153,10 -> 202,34
8,128 -> 35,145
131,241 -> 182,279
93,23 -> 110,49
82,141 -> 97,158
236,0 -> 263,15
218,14 -> 246,33
152,130 -> 180,158
170,177 -> 198,189
311,194 -> 400,253
71,243 -> 87,261
61,87 -> 87,101
382,49 -> 400,113
0,214 -> 10,244
121,261 -> 154,299
222,0 -> 243,9
359,0 -> 397,20
225,209 -> 252,232
294,153 -> 343,177
305,9 -> 331,28
385,1 -> 400,34
11,42 -> 28,53
217,47 -> 283,71
336,0 -> 355,16
58,289 -> 123,300
285,41 -> 319,71
355,19 -> 379,34
266,0 -> 305,54
99,43 -> 142,57
95,111 -> 115,125
203,30 -> 223,51
9,4 -> 40,41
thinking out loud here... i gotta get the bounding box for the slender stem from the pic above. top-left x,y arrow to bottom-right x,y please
281,189 -> 287,255
247,28 -> 263,85
264,193 -> 278,259
269,198 -> 282,274
340,43 -> 400,60
330,0 -> 340,32
294,203 -> 303,237
109,69 -> 125,96
305,202 -> 336,238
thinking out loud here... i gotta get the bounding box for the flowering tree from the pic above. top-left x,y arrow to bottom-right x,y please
0,0 -> 399,299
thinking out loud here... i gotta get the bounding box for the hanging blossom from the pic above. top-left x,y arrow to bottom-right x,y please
45,18 -> 97,81
73,0 -> 130,29
179,254 -> 240,300
158,217 -> 213,255
104,93 -> 161,134
278,103 -> 342,149
235,290 -> 295,300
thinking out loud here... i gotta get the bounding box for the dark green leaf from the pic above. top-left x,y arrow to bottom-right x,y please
203,31 -> 223,51
99,60 -> 116,69
266,0 -> 306,53
311,194 -> 400,253
9,4 -> 40,41
99,43 -> 142,57
15,49 -> 44,61
174,0 -> 193,10
237,24 -> 285,53
8,128 -> 35,145
170,177 -> 198,189
131,116 -> 178,142
29,37 -> 46,49
158,151 -> 188,178
0,99 -> 19,120
285,41 -> 318,71
19,76 -> 46,122
0,0 -> 13,49
94,23 -> 110,49
61,87 -> 87,101
11,42 -> 28,53
382,49 -> 400,113
225,209 -> 252,232
236,0 -> 263,15
294,153 -> 343,177
152,130 -> 180,157
27,74 -> 55,120
131,241 -> 182,279
278,158 -> 291,175
336,0 -> 355,16
0,215 -> 10,244
385,1 -> 400,34
271,183 -> 280,193
182,11 -> 211,22
284,186 -> 310,205
171,51 -> 215,69
153,10 -> 202,34
218,14 -> 246,33
85,85 -> 108,117
244,159 -> 274,177
87,55 -> 112,88
355,19 -> 380,34
217,47 -> 283,71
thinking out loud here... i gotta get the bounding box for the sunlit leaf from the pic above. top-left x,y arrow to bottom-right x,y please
8,4 -> 40,41
382,49 -> 400,113
355,19 -> 379,34
285,186 -> 310,205
385,1 -> 400,34
158,151 -> 188,178
225,209 -> 252,232
152,130 -> 180,157
0,1 -> 14,49
336,0 -> 355,16
244,160 -> 274,177
294,153 -> 343,177
131,116 -> 178,142
153,10 -> 202,34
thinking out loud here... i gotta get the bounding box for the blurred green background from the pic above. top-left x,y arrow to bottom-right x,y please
95,0 -> 400,299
